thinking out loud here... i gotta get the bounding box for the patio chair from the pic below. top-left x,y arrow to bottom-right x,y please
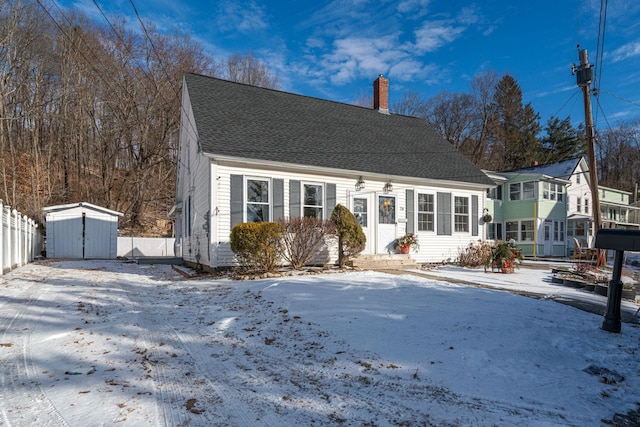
573,237 -> 587,260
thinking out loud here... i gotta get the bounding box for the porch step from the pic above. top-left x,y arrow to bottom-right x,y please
350,254 -> 419,270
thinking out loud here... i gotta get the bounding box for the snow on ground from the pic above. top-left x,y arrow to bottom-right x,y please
1,258 -> 639,426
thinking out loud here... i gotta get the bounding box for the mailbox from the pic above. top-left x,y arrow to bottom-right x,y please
594,228 -> 640,333
595,229 -> 640,251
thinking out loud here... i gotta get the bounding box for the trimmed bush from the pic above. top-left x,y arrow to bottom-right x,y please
230,222 -> 285,273
277,216 -> 336,270
330,204 -> 366,268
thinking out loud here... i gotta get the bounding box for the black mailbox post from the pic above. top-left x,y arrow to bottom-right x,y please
594,229 -> 640,333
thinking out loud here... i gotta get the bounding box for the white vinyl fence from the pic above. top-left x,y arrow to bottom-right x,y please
117,237 -> 176,258
1,200 -> 43,275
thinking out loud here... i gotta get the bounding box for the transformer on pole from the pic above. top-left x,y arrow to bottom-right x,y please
572,47 -> 603,242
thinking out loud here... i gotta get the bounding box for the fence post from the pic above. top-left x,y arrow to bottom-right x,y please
11,209 -> 17,270
0,200 -> 3,275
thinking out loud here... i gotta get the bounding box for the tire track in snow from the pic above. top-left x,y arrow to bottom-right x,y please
108,279 -> 263,426
0,268 -> 69,427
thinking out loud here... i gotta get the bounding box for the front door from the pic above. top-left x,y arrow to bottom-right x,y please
543,220 -> 552,256
377,194 -> 397,253
352,195 -> 373,254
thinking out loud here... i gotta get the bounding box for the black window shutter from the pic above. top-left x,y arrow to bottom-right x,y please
437,192 -> 452,235
497,223 -> 503,240
273,179 -> 284,221
230,175 -> 244,227
472,195 -> 478,236
289,180 -> 300,217
406,189 -> 415,233
325,183 -> 336,220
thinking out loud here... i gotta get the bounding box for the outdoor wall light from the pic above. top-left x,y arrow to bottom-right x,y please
355,176 -> 365,191
383,181 -> 393,193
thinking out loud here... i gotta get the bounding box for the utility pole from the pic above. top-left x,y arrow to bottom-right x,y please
573,47 -> 603,243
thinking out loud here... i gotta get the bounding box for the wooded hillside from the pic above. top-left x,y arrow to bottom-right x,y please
2,1 -> 637,236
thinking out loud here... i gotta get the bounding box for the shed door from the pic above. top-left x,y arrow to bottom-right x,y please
84,215 -> 113,259
52,216 -> 83,259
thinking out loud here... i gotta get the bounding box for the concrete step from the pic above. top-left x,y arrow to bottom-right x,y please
350,254 -> 419,270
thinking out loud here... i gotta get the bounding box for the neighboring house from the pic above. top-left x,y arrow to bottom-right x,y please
171,73 -> 495,269
599,186 -> 639,230
486,162 -> 570,257
487,157 -> 640,257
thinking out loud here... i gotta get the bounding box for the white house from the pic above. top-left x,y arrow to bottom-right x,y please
171,73 -> 495,269
44,202 -> 122,259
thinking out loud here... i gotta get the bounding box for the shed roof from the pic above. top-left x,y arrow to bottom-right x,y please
44,202 -> 123,217
184,73 -> 494,187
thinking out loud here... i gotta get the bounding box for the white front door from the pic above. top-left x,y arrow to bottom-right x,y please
543,220 -> 552,256
352,194 -> 373,254
376,194 -> 397,253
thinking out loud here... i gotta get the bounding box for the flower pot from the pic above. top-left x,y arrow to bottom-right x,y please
622,289 -> 635,300
563,278 -> 585,288
398,245 -> 410,254
594,284 -> 608,296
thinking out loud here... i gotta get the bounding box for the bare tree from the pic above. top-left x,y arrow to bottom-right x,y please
223,52 -> 280,89
391,91 -> 428,117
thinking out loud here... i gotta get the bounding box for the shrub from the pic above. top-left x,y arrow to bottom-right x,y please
485,241 -> 524,273
330,204 -> 366,268
277,216 -> 336,270
230,222 -> 285,273
458,240 -> 493,267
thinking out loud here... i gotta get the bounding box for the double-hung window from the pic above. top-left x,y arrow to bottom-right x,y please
509,183 -> 521,201
542,182 -> 562,201
505,220 -> 534,241
454,196 -> 469,232
520,220 -> 534,241
417,193 -> 434,231
522,182 -> 535,200
246,178 -> 270,222
510,181 -> 535,201
303,183 -> 323,218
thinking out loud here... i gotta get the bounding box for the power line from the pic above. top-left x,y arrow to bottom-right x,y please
593,0 -> 608,126
599,88 -> 640,109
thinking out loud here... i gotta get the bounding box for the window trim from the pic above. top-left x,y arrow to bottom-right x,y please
417,192 -> 435,232
505,219 -> 534,242
301,182 -> 324,218
453,196 -> 469,233
245,177 -> 271,222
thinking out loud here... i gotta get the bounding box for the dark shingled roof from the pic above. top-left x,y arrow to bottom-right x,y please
505,158 -> 582,180
184,73 -> 494,186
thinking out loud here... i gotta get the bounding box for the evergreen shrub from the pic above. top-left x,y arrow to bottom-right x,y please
230,222 -> 285,272
330,204 -> 366,268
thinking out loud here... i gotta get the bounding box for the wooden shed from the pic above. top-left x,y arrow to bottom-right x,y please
44,202 -> 123,259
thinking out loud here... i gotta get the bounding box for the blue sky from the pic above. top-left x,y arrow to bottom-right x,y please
64,0 -> 640,129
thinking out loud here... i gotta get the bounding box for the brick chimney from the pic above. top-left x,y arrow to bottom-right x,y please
373,74 -> 389,114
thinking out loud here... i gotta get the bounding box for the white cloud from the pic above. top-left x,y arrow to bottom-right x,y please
217,0 -> 268,34
412,20 -> 465,53
609,41 -> 640,63
397,0 -> 431,15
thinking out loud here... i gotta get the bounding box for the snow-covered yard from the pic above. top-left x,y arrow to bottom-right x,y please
1,259 -> 639,426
